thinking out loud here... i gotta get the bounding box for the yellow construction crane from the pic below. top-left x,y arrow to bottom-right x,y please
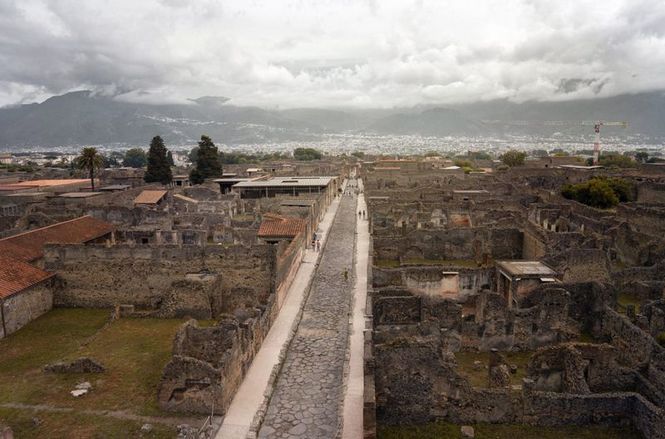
482,119 -> 628,165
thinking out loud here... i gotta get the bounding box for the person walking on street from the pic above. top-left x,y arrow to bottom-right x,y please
316,240 -> 321,252
343,268 -> 349,281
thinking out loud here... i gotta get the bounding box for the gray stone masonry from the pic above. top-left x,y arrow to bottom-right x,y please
258,194 -> 357,438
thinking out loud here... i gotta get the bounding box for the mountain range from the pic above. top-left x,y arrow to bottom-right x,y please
1,90 -> 664,149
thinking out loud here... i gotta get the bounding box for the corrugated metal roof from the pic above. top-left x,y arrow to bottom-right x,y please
0,256 -> 54,299
497,261 -> 557,277
1,179 -> 90,189
0,216 -> 115,262
173,194 -> 199,204
134,190 -> 168,205
59,192 -> 103,198
233,176 -> 334,188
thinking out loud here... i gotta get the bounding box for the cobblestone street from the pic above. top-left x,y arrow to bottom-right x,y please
258,193 -> 357,438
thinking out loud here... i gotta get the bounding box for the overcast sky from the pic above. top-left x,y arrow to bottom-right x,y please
1,0 -> 665,108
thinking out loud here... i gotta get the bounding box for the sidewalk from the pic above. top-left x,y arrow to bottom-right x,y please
342,179 -> 369,439
216,186 -> 346,439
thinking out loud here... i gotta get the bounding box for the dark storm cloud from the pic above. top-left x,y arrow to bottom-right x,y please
1,0 -> 665,108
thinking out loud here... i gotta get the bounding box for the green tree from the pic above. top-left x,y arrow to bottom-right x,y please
598,154 -> 636,168
188,147 -> 199,164
167,151 -> 175,166
635,152 -> 649,163
453,159 -> 472,168
144,136 -> 173,185
604,177 -> 634,202
500,150 -> 526,167
106,151 -> 124,167
189,135 -> 222,184
123,148 -> 147,168
351,151 -> 365,159
189,168 -> 204,185
468,150 -> 491,160
561,179 -> 620,209
75,147 -> 104,191
293,147 -> 323,161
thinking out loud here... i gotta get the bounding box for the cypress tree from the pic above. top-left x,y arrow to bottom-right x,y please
189,135 -> 222,184
144,136 -> 173,184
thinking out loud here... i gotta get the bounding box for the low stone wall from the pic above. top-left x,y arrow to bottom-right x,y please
159,315 -> 275,415
523,390 -> 664,436
273,231 -> 305,308
373,266 -> 493,298
597,306 -> 662,368
597,306 -> 665,404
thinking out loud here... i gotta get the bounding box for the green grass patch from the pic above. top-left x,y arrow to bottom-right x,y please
0,407 -> 175,439
578,330 -> 595,343
0,308 -> 204,418
377,421 -> 641,439
373,258 -> 481,268
403,258 -> 481,268
374,259 -> 400,268
617,293 -> 641,314
455,351 -> 532,388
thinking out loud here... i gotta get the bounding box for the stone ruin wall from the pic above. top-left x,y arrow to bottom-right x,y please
366,284 -> 665,438
44,243 -> 275,318
155,230 -> 307,415
637,182 -> 665,204
88,206 -> 174,229
40,229 -> 311,415
596,307 -> 665,395
0,283 -> 53,339
372,265 -> 493,300
159,310 -> 277,415
370,332 -> 665,439
372,227 -> 523,262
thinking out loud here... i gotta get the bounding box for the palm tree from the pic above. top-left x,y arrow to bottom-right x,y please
75,147 -> 104,190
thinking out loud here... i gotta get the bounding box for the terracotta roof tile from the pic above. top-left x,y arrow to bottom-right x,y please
0,215 -> 115,262
257,214 -> 306,238
134,190 -> 168,205
0,256 -> 54,299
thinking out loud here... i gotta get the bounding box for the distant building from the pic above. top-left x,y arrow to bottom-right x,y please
172,175 -> 190,188
231,176 -> 339,202
495,260 -> 559,308
0,154 -> 13,165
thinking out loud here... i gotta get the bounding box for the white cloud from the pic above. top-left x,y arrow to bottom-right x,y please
1,0 -> 665,108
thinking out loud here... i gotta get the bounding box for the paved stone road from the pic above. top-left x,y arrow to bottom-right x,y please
258,193 -> 357,439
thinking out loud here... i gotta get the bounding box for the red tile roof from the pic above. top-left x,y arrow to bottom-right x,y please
0,256 -> 54,299
0,216 -> 115,262
257,213 -> 306,238
134,190 -> 168,205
